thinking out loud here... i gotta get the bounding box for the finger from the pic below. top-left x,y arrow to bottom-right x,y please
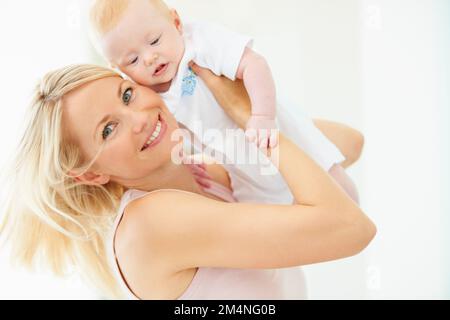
258,139 -> 269,157
245,129 -> 257,143
195,163 -> 212,178
269,131 -> 279,148
193,173 -> 212,182
188,163 -> 212,178
190,62 -> 214,80
189,166 -> 203,175
259,129 -> 270,146
193,169 -> 212,179
196,178 -> 212,189
258,135 -> 269,150
189,165 -> 210,177
185,162 -> 200,171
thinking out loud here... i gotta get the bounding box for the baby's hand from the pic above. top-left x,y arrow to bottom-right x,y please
245,115 -> 279,148
182,156 -> 213,189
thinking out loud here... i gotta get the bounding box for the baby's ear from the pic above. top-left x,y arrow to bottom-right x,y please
170,9 -> 183,34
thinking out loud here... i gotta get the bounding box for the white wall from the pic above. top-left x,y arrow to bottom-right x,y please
0,0 -> 448,299
360,0 -> 450,299
0,0 -> 97,299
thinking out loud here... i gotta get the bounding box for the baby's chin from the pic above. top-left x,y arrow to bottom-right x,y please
144,65 -> 179,92
149,80 -> 173,93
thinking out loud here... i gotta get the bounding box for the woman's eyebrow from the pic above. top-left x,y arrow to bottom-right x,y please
117,79 -> 124,99
93,114 -> 109,142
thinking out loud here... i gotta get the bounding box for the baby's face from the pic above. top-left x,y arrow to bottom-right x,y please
101,0 -> 185,92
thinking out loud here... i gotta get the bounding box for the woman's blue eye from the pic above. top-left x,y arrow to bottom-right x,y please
102,123 -> 116,140
122,88 -> 133,105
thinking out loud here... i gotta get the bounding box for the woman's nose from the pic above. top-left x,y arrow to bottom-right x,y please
131,111 -> 148,134
144,53 -> 159,67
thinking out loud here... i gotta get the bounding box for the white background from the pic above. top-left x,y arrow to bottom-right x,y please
0,0 -> 448,299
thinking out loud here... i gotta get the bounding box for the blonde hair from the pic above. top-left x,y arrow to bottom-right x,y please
0,64 -> 127,298
90,0 -> 172,37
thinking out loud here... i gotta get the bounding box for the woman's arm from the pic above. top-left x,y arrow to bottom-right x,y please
116,66 -> 376,298
122,130 -> 375,277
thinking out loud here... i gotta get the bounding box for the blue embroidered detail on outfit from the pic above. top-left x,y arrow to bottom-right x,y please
181,67 -> 197,96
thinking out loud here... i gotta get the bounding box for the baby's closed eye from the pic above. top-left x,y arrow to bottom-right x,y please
150,36 -> 161,46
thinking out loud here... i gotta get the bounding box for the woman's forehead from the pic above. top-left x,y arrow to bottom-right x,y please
65,76 -> 121,107
62,77 -> 122,139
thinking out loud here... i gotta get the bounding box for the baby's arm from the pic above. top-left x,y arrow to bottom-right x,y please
236,48 -> 278,147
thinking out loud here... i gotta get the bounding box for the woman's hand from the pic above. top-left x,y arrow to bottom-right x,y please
190,63 -> 251,129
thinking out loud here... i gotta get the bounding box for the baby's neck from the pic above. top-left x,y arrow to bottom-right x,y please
151,80 -> 173,93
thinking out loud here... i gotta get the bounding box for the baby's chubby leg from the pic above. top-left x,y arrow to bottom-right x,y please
312,119 -> 364,203
313,120 -> 365,169
275,105 -> 361,204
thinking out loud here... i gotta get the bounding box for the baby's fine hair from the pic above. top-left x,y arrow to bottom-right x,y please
0,64 -> 126,298
90,0 -> 172,37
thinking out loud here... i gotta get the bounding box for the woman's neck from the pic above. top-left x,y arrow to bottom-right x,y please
123,162 -> 210,198
155,163 -> 201,194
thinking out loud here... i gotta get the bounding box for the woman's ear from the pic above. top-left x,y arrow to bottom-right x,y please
170,9 -> 183,34
69,170 -> 110,186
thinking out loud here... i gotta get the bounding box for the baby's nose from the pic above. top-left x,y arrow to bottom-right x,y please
144,53 -> 159,67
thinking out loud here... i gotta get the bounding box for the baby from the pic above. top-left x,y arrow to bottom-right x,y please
89,0 -> 360,200
91,0 -> 280,149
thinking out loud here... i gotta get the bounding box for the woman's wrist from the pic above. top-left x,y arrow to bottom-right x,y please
228,103 -> 251,129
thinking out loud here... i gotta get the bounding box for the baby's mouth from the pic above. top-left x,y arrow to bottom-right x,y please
153,63 -> 168,76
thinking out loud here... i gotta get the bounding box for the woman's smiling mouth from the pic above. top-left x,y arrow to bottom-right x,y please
141,115 -> 166,151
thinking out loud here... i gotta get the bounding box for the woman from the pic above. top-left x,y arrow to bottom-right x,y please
0,64 -> 376,299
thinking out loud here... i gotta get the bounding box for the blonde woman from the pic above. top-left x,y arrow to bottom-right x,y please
0,64 -> 376,299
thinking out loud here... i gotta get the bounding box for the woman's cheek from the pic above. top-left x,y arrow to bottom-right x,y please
105,141 -> 130,161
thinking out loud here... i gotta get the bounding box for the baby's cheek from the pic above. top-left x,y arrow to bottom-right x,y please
167,38 -> 184,63
131,71 -> 151,86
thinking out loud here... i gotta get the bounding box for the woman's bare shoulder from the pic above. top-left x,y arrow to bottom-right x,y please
114,189 -> 217,263
113,190 -> 203,298
117,189 -> 200,241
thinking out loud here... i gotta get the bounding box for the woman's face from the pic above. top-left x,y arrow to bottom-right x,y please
62,76 -> 181,186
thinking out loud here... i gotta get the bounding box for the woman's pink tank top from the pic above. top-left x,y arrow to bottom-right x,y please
108,166 -> 304,300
